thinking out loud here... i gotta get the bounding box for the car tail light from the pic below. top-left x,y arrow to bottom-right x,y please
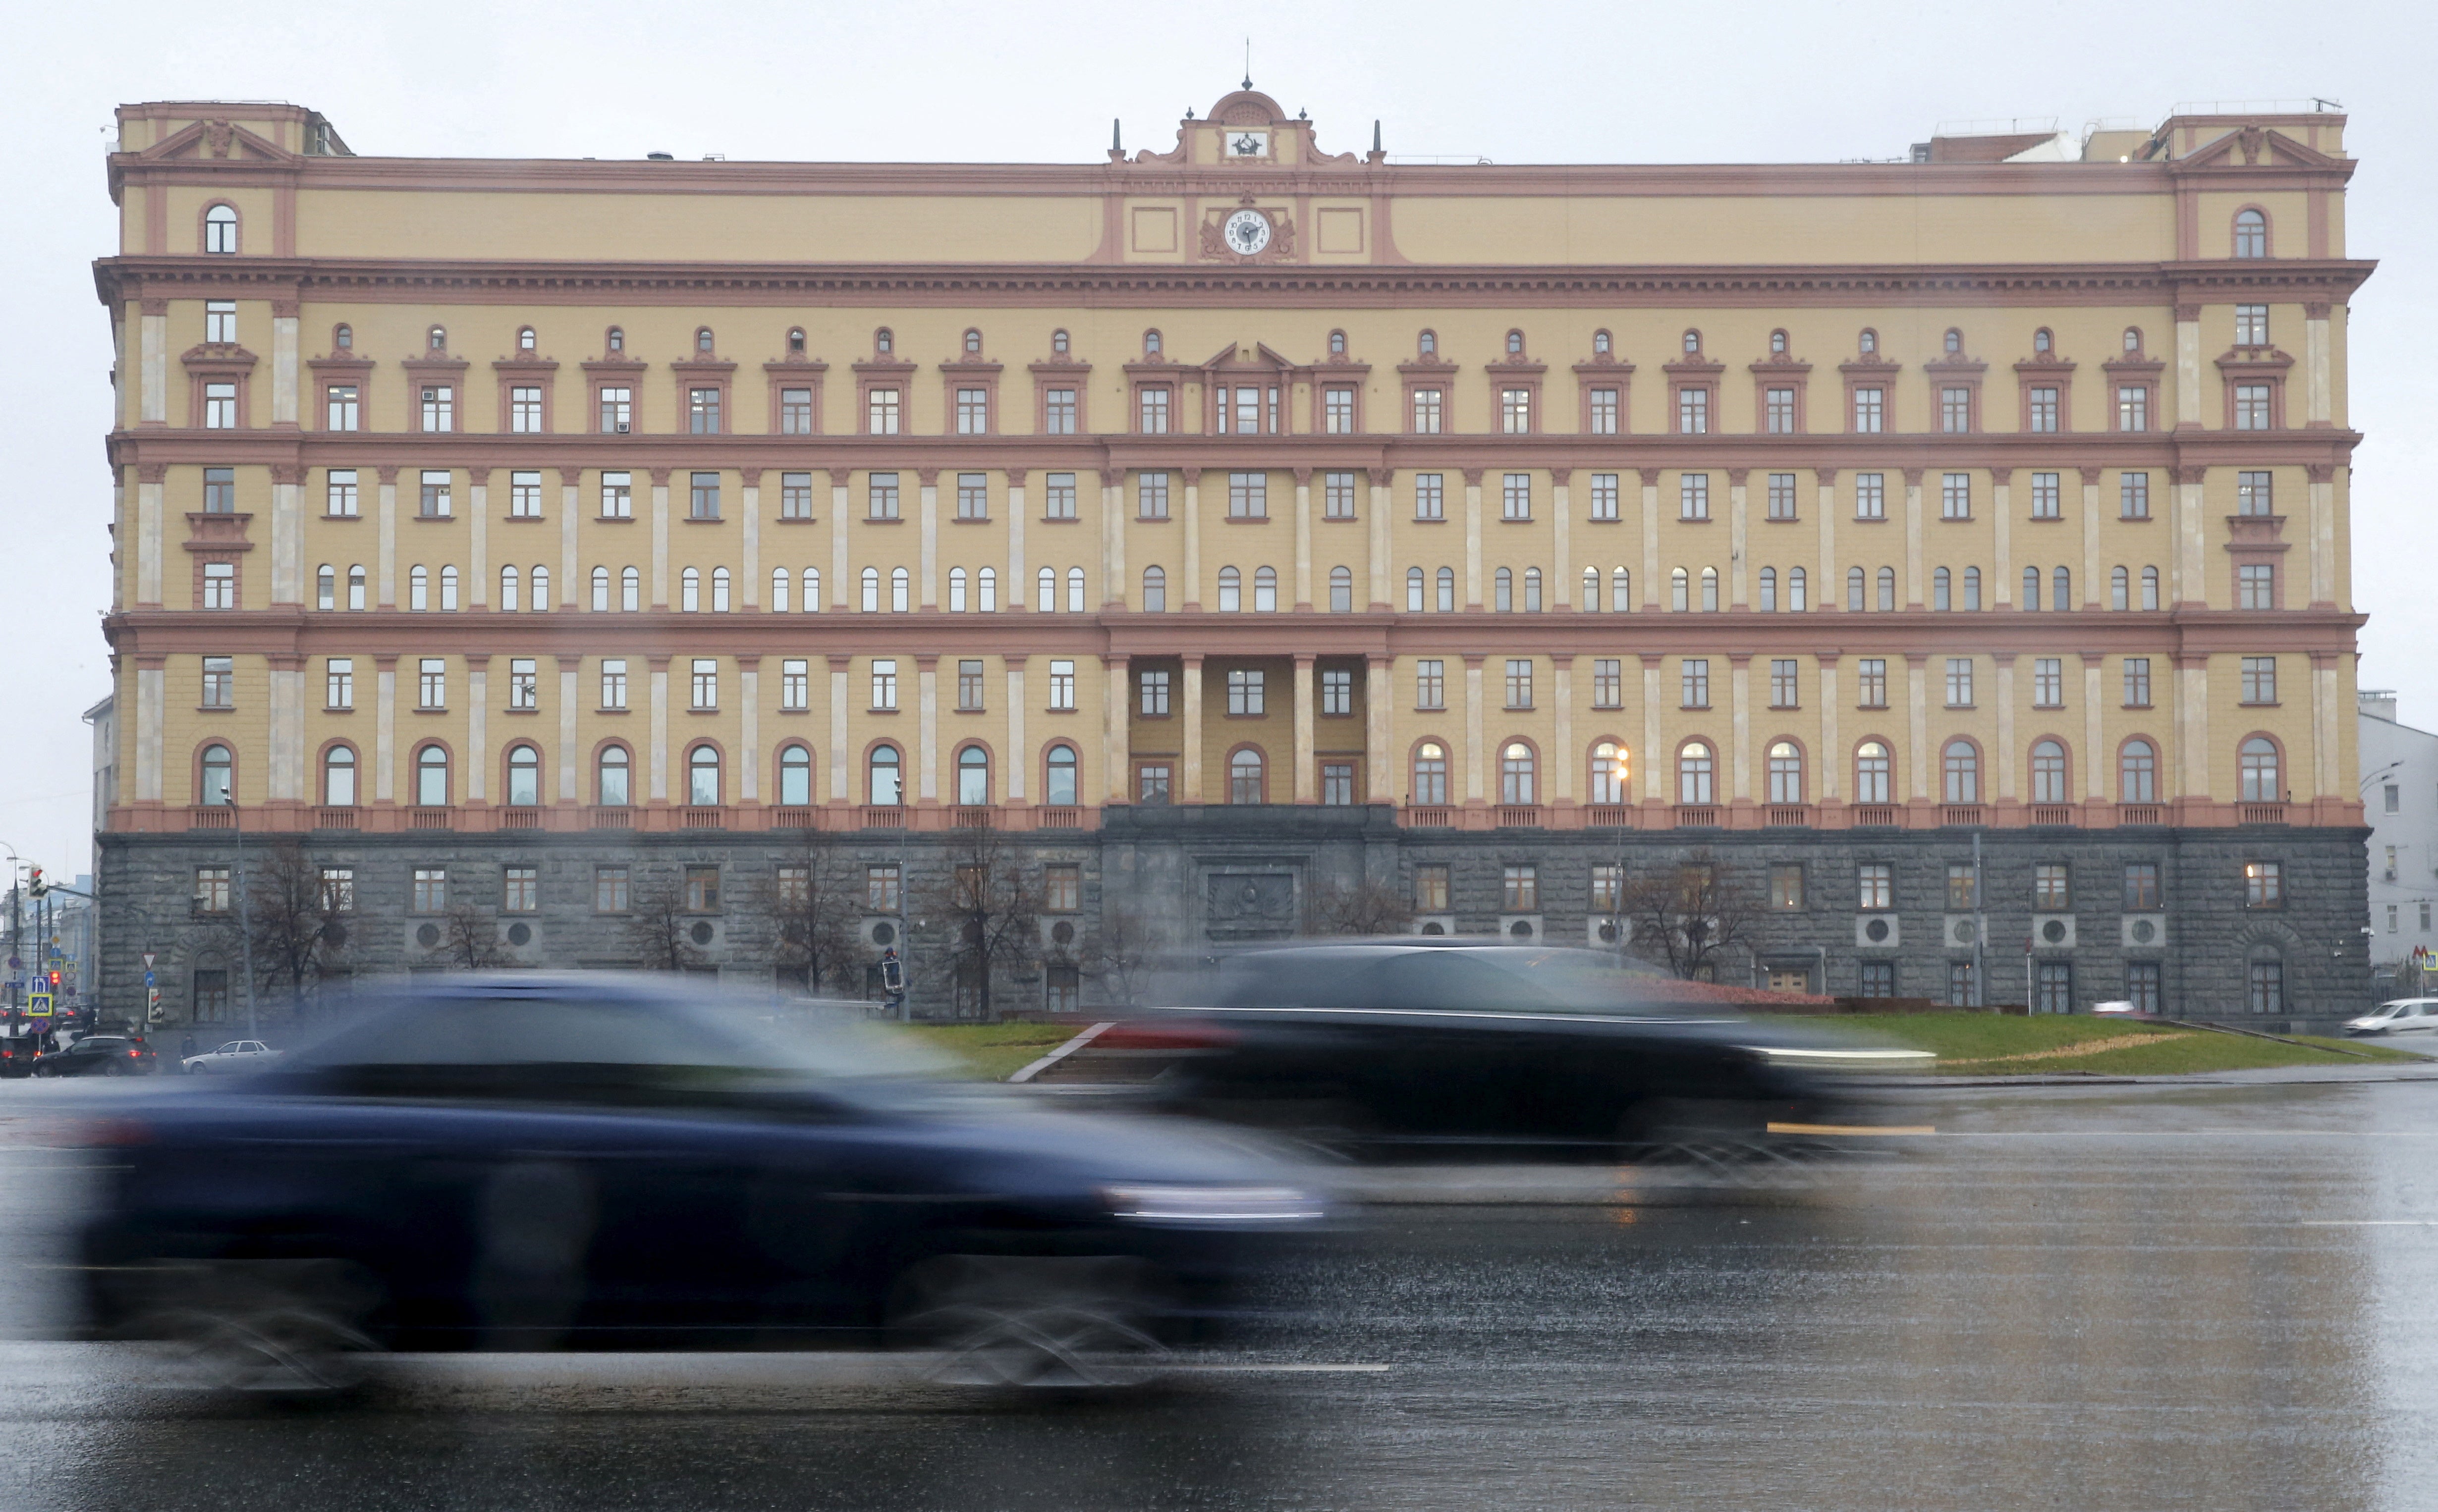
128,1050 -> 141,1058
1093,1020 -> 1239,1052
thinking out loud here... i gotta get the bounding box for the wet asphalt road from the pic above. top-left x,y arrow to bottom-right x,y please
3,1073 -> 2436,1512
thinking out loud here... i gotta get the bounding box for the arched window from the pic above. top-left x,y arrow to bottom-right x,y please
974,566 -> 992,611
1767,742 -> 1805,804
317,565 -> 335,611
1847,566 -> 1866,611
1229,748 -> 1266,804
333,324 -> 352,351
709,567 -> 727,612
956,746 -> 991,806
695,326 -> 715,354
1612,567 -> 1632,612
1045,744 -> 1079,806
1962,566 -> 1980,610
1251,566 -> 1275,613
1141,565 -> 1166,612
204,203 -> 238,254
590,567 -> 611,612
1672,567 -> 1691,612
323,745 -> 356,807
947,566 -> 967,613
597,745 -> 631,807
1436,566 -> 1455,612
2031,740 -> 2070,804
864,567 -> 884,613
2239,737 -> 2280,802
892,566 -> 911,613
1943,740 -> 1980,804
2141,567 -> 2160,611
1329,329 -> 1348,355
1933,567 -> 1950,611
2023,565 -> 2042,609
1039,565 -> 1058,612
343,564 -> 366,609
2052,566 -> 2071,612
1419,330 -> 1438,356
868,745 -> 902,806
1788,566 -> 1806,611
1582,566 -> 1601,612
517,326 -> 537,352
1523,567 -> 1542,612
428,325 -> 447,352
1495,567 -> 1514,612
1590,741 -> 1629,804
1677,742 -> 1715,805
1876,566 -> 1895,612
1506,328 -> 1525,355
2123,326 -> 2142,352
871,327 -> 896,357
1487,739 -> 1536,806
531,564 -> 550,611
621,566 -> 640,612
2234,208 -> 2268,259
787,327 -> 806,355
200,743 -> 233,806
1859,328 -> 1878,355
1067,565 -> 1087,613
607,326 -> 625,353
1854,741 -> 1892,804
778,745 -> 813,807
2120,740 -> 2157,804
500,565 -> 521,613
2034,327 -> 2053,354
963,327 -> 983,354
771,567 -> 789,613
1409,566 -> 1427,612
409,565 -> 429,611
1593,329 -> 1612,355
505,744 -> 541,807
1760,567 -> 1778,612
1052,329 -> 1070,355
1412,742 -> 1449,806
2112,566 -> 2130,611
687,746 -> 721,806
414,745 -> 449,807
1770,328 -> 1789,354
1329,565 -> 1353,613
680,567 -> 700,612
1943,327 -> 1963,355
1143,329 -> 1163,356
1681,328 -> 1701,355
440,566 -> 458,610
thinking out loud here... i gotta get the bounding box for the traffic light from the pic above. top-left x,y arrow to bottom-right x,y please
24,867 -> 45,899
47,971 -> 60,990
880,950 -> 904,995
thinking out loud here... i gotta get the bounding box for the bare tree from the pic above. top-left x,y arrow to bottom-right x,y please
245,842 -> 347,1010
1619,848 -> 1759,981
429,901 -> 511,971
1307,877 -> 1416,937
1076,908 -> 1154,1007
913,827 -> 1040,1020
757,837 -> 862,994
622,871 -> 708,971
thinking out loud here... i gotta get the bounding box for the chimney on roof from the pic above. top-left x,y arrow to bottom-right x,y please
2362,690 -> 2400,724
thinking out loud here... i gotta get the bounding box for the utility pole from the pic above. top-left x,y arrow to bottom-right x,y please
226,798 -> 258,1038
1972,829 -> 1987,1008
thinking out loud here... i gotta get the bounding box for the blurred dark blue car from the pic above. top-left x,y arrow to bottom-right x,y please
76,975 -> 1322,1394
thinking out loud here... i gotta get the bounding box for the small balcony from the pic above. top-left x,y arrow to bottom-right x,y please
2030,805 -> 2077,827
589,806 -> 634,829
861,806 -> 907,829
408,807 -> 452,830
1766,805 -> 1811,827
1674,805 -> 1719,828
1584,804 -> 1634,829
680,806 -> 727,830
1851,805 -> 1899,827
187,806 -> 234,830
1403,805 -> 1454,828
1496,805 -> 1542,828
312,807 -> 359,830
498,807 -> 543,830
2239,802 -> 2289,825
2117,804 -> 2164,826
769,806 -> 820,829
1035,806 -> 1083,830
1940,805 -> 1985,827
952,806 -> 994,830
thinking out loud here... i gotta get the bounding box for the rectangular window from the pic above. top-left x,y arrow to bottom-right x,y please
686,387 -> 721,434
2117,385 -> 2150,432
1502,864 -> 1539,912
507,656 -> 537,710
2123,863 -> 2161,911
1857,864 -> 1893,911
509,385 -> 544,433
598,386 -> 632,433
1771,659 -> 1799,708
2120,472 -> 2150,519
1325,472 -> 1358,520
688,472 -> 720,521
1044,473 -> 1078,520
195,866 -> 231,913
1856,658 -> 1887,708
200,380 -> 237,429
1590,473 -> 1620,521
420,385 -> 454,432
1940,386 -> 1971,432
866,864 -> 902,913
1589,388 -> 1618,434
205,300 -> 236,344
320,867 -> 356,913
1048,659 -> 1076,710
1592,864 -> 1625,913
870,659 -> 897,711
1500,388 -> 1532,434
2022,386 -> 2056,435
600,471 -> 632,519
2033,657 -> 2064,707
418,470 -> 451,519
1853,386 -> 1885,433
683,866 -> 720,913
1947,864 -> 1978,911
2236,303 -> 2270,347
1416,659 -> 1445,710
779,387 -> 815,434
1321,762 -> 1355,806
2234,384 -> 2272,430
1502,473 -> 1532,521
1137,386 -> 1170,434
412,868 -> 448,914
1411,388 -> 1443,434
501,470 -> 542,519
867,473 -> 900,520
2241,656 -> 2278,704
775,471 -> 815,521
1137,764 -> 1171,805
201,562 -> 236,608
1414,474 -> 1444,520
322,468 -> 359,519
1228,472 -> 1267,519
325,657 -> 354,710
594,865 -> 630,913
1321,668 -> 1353,716
1677,387 -> 1709,434
600,658 -> 628,710
1943,472 -> 1974,520
1505,659 -> 1535,710
1323,388 -> 1355,434
1765,387 -> 1796,433
2030,472 -> 2060,519
2122,657 -> 2152,707
1770,865 -> 1805,910
1593,658 -> 1623,709
1041,864 -> 1081,914
1139,668 -> 1171,716
1226,668 -> 1265,716
200,467 -> 236,513
1044,388 -> 1078,434
780,658 -> 809,712
690,659 -> 720,710
955,387 -> 989,434
502,866 -> 539,914
197,653 -> 235,709
1680,658 -> 1710,709
1766,473 -> 1797,520
1679,474 -> 1710,521
1945,657 -> 1974,707
2238,563 -> 2277,611
933,471 -> 977,521
2237,471 -> 2275,517
325,384 -> 360,432
2386,784 -> 2402,815
1415,864 -> 1451,912
866,387 -> 900,434
1854,473 -> 1885,520
1137,472 -> 1170,520
2034,864 -> 2071,910
2126,962 -> 2161,1013
2036,962 -> 2074,1015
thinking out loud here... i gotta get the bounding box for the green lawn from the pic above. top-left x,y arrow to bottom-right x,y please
1755,1012 -> 2424,1077
899,1022 -> 1082,1081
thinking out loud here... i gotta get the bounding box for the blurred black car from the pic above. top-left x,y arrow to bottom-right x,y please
76,975 -> 1321,1394
1097,944 -> 1927,1160
33,1035 -> 158,1077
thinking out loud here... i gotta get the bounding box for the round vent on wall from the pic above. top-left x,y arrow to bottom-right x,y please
506,923 -> 532,947
690,921 -> 715,945
321,922 -> 347,948
872,922 -> 895,946
1865,918 -> 1891,944
1420,921 -> 1446,935
2042,920 -> 2068,944
1509,920 -> 1535,939
1951,919 -> 1975,945
2131,919 -> 2158,944
1052,921 -> 1076,945
1598,922 -> 1621,943
416,923 -> 441,948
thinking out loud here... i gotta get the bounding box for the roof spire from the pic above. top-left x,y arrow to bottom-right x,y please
1243,37 -> 1252,91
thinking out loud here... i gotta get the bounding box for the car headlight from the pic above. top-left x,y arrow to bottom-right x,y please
1739,1045 -> 1938,1074
1100,1185 -> 1325,1224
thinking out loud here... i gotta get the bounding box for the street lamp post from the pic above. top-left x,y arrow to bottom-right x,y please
1607,749 -> 1632,962
223,796 -> 259,1039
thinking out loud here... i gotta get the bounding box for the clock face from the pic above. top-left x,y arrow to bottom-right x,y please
1223,210 -> 1272,256
1230,130 -> 1268,157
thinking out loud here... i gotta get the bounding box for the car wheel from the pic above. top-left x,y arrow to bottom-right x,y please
150,1259 -> 386,1400
889,1254 -> 1173,1390
100,1060 -> 122,1077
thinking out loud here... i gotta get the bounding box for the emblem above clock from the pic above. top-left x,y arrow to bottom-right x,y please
1118,90 -> 1377,264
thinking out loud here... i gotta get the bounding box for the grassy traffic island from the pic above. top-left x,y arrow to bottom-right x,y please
897,1014 -> 2430,1082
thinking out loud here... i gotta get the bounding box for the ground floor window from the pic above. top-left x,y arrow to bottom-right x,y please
1859,962 -> 1895,998
1947,960 -> 1976,1007
2036,962 -> 2073,1014
2248,960 -> 2284,1015
1046,963 -> 1081,1014
2127,962 -> 2161,1014
192,969 -> 229,1022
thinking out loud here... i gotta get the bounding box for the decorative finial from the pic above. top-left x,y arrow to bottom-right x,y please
1373,119 -> 1383,154
1186,106 -> 1195,120
1243,36 -> 1252,91
1298,107 -> 1307,120
1112,118 -> 1122,152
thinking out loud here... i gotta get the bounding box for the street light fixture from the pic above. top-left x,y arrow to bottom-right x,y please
1606,749 -> 1631,961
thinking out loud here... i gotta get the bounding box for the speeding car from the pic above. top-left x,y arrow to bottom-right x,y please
74,974 -> 1322,1395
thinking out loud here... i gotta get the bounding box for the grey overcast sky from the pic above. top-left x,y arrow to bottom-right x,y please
3,0 -> 2433,877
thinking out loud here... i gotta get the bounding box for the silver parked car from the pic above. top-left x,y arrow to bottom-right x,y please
181,1039 -> 282,1074
2342,999 -> 2438,1037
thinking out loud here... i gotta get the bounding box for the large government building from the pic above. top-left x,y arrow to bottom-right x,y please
91,91 -> 2372,1021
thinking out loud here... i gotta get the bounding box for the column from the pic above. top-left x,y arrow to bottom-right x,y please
1640,470 -> 1662,611
1293,468 -> 1314,611
111,474 -> 125,611
1901,468 -> 1925,607
1367,471 -> 1392,609
1727,470 -> 1749,608
465,657 -> 490,803
373,657 -> 397,805
1552,470 -> 1574,612
558,468 -> 583,611
738,656 -> 761,803
134,657 -> 166,804
1105,655 -> 1131,803
556,656 -> 580,801
1103,470 -> 1128,608
1292,654 -> 1316,802
267,655 -> 304,803
1367,653 -> 1393,804
139,300 -> 167,425
1730,656 -> 1753,803
2309,463 -> 2337,607
1180,469 -> 1202,610
1814,470 -> 1837,612
2305,301 -> 2334,426
1005,470 -> 1029,612
1640,656 -> 1665,802
1817,656 -> 1840,800
649,470 -> 671,608
136,463 -> 165,607
468,470 -> 490,608
1463,470 -> 1485,609
1552,656 -> 1575,803
916,656 -> 939,807
1905,656 -> 1929,800
1181,654 -> 1205,803
270,305 -> 299,426
740,471 -> 761,608
647,657 -> 670,804
377,467 -> 398,607
2082,654 -> 2106,802
1991,471 -> 2013,606
2174,466 -> 2208,607
2174,303 -> 2203,427
917,470 -> 939,609
2080,468 -> 2104,607
827,655 -> 852,801
1995,656 -> 2018,802
2176,655 -> 2210,809
1463,657 -> 1486,803
828,470 -> 852,611
2311,651 -> 2339,804
1004,658 -> 1028,804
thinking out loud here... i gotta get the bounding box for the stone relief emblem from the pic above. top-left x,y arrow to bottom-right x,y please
1204,871 -> 1300,940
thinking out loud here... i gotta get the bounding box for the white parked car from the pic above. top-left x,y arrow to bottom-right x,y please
2343,999 -> 2438,1037
180,1040 -> 281,1074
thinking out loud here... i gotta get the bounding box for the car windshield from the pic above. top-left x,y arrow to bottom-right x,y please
1214,946 -> 1689,1015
